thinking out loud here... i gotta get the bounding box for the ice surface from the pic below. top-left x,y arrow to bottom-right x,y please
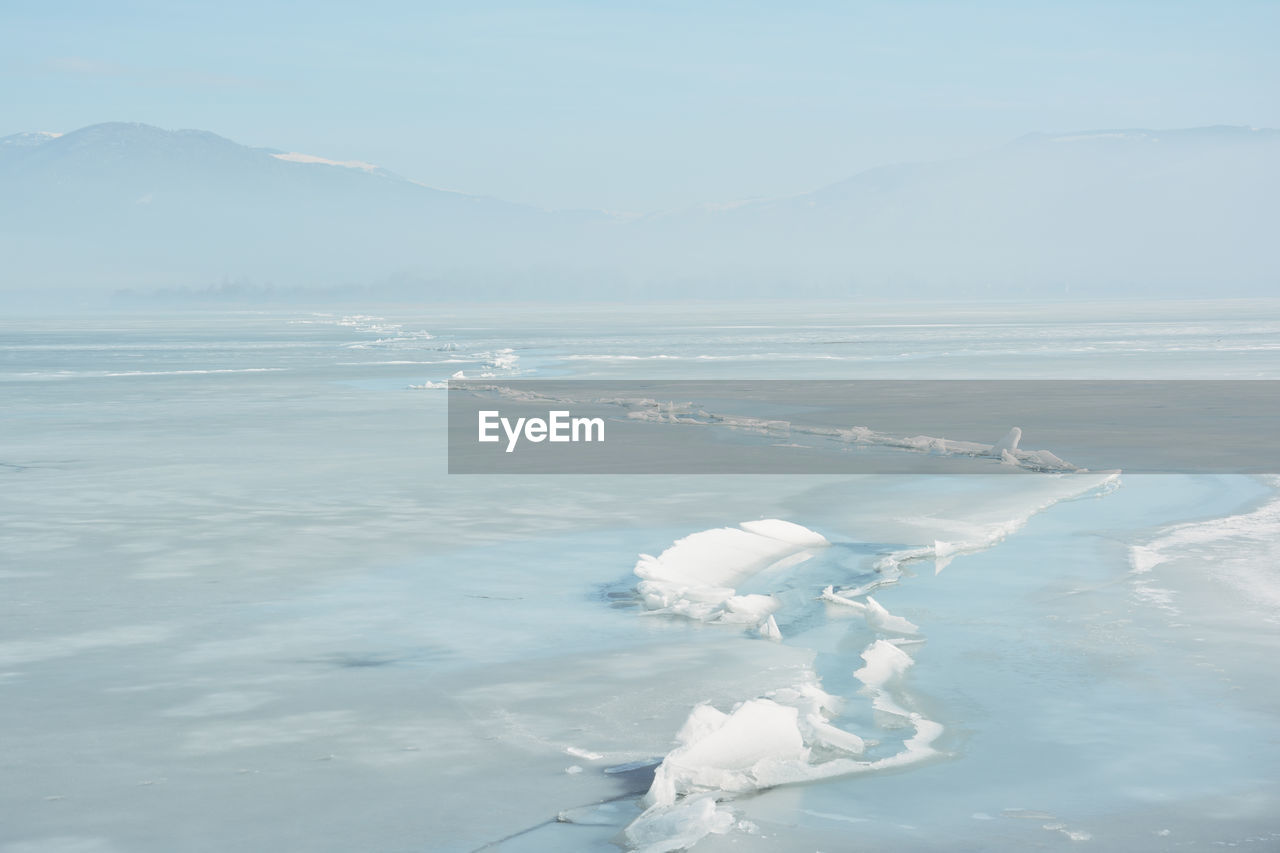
5,304 -> 1280,853
618,465 -> 1139,849
842,470 -> 1122,584
1128,475 -> 1280,611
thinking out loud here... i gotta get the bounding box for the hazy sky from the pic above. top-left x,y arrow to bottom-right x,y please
3,0 -> 1277,211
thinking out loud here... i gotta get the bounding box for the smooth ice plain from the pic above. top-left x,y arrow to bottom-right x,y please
3,301 -> 1280,852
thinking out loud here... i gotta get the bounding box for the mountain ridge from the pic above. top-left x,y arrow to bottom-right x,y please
7,120 -> 1276,214
2,121 -> 1276,300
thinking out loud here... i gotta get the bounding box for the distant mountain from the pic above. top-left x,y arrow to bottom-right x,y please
1,122 -> 1277,301
0,122 -> 611,298
627,126 -> 1280,297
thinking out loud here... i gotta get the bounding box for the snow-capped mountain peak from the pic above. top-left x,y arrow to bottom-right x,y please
0,130 -> 63,148
269,151 -> 381,172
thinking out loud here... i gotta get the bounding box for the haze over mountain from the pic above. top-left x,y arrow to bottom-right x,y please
1,122 -> 1276,303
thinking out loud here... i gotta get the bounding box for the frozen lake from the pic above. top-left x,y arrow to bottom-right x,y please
2,301 -> 1279,852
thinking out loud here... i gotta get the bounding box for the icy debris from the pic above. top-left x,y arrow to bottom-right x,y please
853,640 -> 915,689
640,679 -> 872,816
481,348 -> 520,372
1044,822 -> 1093,842
485,386 -> 1081,472
634,520 -> 827,634
624,793 -> 735,853
865,596 -> 920,635
565,746 -> 603,761
827,575 -> 898,599
647,699 -> 809,806
992,426 -> 1022,455
637,682 -> 876,822
820,587 -> 919,636
633,685 -> 940,822
771,682 -> 866,755
635,523 -> 826,591
1015,448 -> 1073,470
934,539 -> 956,573
613,475 -> 1131,852
624,519 -> 952,851
758,615 -> 783,641
1129,545 -> 1163,574
820,585 -> 865,610
444,349 -> 521,380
